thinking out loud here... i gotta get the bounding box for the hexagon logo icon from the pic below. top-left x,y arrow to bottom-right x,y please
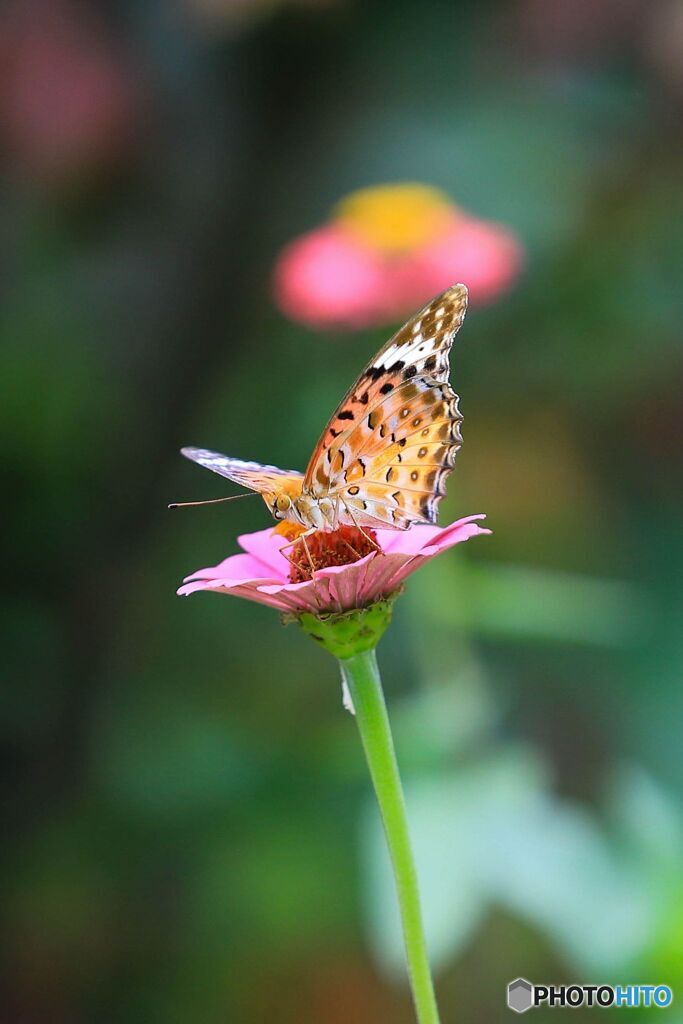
508,978 -> 534,1013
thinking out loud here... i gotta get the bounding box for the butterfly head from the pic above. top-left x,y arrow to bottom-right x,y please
271,492 -> 293,520
264,476 -> 307,524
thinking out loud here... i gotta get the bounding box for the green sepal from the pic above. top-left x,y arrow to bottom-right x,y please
284,595 -> 398,659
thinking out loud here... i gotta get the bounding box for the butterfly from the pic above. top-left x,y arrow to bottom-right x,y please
181,284 -> 468,537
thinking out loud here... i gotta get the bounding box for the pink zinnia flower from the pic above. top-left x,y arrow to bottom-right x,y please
272,183 -> 523,330
178,517 -> 490,615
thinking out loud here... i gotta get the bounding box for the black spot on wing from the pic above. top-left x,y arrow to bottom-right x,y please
364,366 -> 384,381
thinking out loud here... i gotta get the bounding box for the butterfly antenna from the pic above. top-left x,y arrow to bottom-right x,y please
168,493 -> 259,510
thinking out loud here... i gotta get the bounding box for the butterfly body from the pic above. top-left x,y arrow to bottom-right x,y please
182,284 -> 468,533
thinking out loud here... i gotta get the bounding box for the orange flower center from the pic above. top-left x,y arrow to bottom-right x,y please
333,183 -> 456,254
287,525 -> 379,583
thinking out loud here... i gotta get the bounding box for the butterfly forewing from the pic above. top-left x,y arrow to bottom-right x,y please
303,284 -> 467,528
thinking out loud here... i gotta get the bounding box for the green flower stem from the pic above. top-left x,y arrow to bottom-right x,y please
340,648 -> 441,1024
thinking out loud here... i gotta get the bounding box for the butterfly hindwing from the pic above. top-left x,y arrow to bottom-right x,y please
181,447 -> 304,496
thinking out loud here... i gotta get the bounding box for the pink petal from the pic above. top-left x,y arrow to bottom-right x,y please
177,577 -> 293,612
258,576 -> 332,614
385,518 -> 491,590
182,552 -> 269,584
436,217 -> 523,303
421,515 -> 491,555
356,551 -> 409,600
372,553 -> 423,595
273,225 -> 388,329
388,216 -> 523,308
237,527 -> 290,578
375,516 -> 488,557
375,524 -> 442,555
317,554 -> 375,610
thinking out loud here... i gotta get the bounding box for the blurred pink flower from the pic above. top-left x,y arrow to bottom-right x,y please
273,225 -> 388,329
178,516 -> 490,615
0,0 -> 137,186
272,183 -> 523,330
389,215 -> 524,309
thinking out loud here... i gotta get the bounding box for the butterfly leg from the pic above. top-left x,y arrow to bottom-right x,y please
340,498 -> 381,552
300,532 -> 316,574
328,496 -> 361,557
278,528 -> 317,573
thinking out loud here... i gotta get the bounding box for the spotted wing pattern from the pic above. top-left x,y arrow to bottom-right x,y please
181,447 -> 304,496
303,284 -> 467,528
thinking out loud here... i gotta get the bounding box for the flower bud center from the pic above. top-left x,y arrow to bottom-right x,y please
287,525 -> 379,583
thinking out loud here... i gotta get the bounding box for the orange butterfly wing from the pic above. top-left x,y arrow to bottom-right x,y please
303,284 -> 467,529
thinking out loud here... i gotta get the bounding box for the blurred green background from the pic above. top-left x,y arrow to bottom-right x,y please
2,1 -> 683,1021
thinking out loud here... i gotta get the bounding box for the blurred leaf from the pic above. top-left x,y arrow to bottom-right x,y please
416,557 -> 654,647
362,749 -> 677,977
